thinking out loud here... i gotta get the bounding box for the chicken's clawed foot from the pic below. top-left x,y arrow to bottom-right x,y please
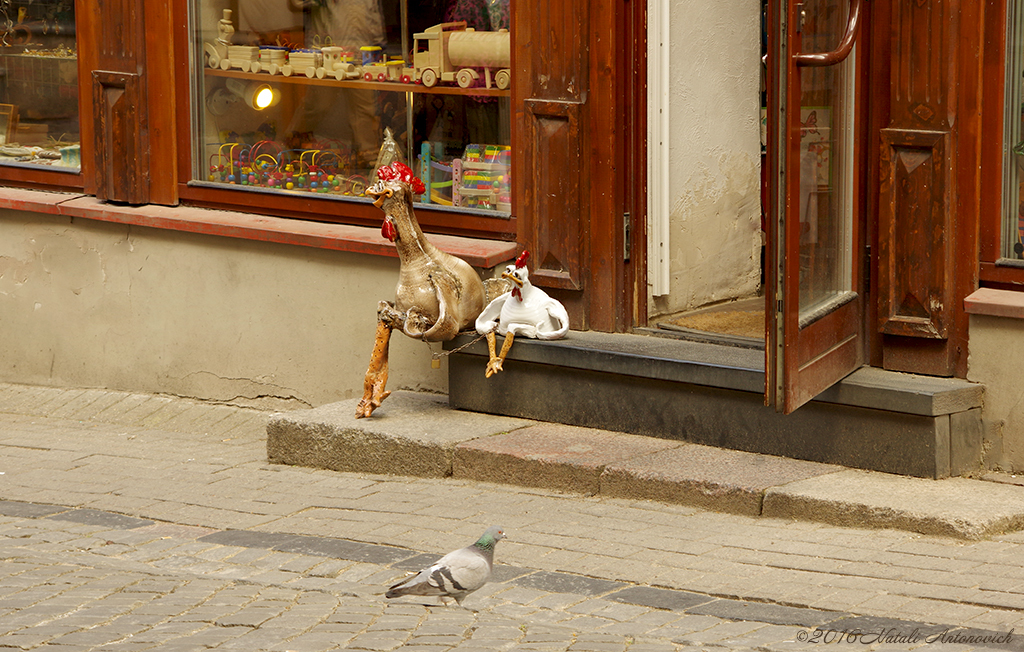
356,317 -> 394,418
484,330 -> 515,378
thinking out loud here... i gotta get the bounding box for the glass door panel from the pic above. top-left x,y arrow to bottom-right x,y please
766,0 -> 866,413
797,6 -> 856,321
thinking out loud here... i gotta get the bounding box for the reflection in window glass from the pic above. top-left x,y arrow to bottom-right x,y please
797,0 -> 854,318
1006,0 -> 1024,260
0,0 -> 79,170
192,0 -> 511,215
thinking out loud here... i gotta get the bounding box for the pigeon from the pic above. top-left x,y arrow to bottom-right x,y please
386,526 -> 506,606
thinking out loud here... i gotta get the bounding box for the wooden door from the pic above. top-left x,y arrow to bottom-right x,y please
766,0 -> 869,413
512,0 -> 644,332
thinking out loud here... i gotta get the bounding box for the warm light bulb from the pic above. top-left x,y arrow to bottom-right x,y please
254,86 -> 274,109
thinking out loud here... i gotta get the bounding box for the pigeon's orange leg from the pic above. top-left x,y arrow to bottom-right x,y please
356,317 -> 393,418
485,331 -> 515,378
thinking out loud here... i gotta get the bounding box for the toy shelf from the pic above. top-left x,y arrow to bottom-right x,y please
204,68 -> 511,98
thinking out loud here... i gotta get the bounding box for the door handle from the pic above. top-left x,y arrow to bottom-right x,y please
793,0 -> 863,67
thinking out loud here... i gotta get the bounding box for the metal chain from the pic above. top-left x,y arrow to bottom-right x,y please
428,332 -> 486,364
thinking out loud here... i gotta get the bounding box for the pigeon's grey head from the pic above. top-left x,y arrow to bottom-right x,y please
475,526 -> 506,552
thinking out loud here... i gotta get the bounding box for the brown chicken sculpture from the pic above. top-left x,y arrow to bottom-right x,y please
356,161 -> 487,418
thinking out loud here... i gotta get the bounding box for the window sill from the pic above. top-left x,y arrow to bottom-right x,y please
0,188 -> 518,269
965,287 -> 1024,319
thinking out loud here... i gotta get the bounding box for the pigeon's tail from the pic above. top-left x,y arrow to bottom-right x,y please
386,573 -> 439,599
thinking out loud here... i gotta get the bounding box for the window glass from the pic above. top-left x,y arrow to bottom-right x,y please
0,0 -> 80,171
192,0 -> 511,215
1005,0 -> 1024,260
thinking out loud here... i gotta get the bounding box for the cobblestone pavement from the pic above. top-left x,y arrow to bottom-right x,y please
1,383 -> 1024,651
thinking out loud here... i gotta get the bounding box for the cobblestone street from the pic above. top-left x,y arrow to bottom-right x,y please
1,383 -> 1023,651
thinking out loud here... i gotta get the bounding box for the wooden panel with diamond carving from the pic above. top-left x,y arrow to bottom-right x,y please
877,128 -> 952,339
871,0 -> 982,377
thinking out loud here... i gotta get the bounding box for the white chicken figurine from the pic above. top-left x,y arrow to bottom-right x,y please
475,251 -> 570,378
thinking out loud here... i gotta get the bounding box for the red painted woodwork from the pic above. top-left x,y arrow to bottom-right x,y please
513,0 -> 639,331
978,0 -> 1024,291
93,71 -> 149,205
71,0 -> 644,329
877,128 -> 951,339
873,0 -> 982,377
766,0 -> 869,414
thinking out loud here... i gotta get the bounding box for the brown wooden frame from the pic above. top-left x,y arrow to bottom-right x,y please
67,0 -> 645,331
766,0 -> 869,414
979,0 -> 1024,289
169,0 -> 517,241
867,0 -> 983,378
512,0 -> 645,332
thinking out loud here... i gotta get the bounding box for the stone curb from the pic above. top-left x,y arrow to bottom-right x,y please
268,392 -> 1024,540
3,382 -> 1022,541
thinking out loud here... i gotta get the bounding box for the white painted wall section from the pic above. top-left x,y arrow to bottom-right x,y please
648,0 -> 763,318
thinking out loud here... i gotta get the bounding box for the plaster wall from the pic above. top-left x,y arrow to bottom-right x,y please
650,0 -> 763,318
0,210 -> 446,409
967,314 -> 1024,472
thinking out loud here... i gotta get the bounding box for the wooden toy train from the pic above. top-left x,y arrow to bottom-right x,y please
205,15 -> 510,91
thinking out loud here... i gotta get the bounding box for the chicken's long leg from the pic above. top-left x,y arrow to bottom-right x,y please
485,331 -> 515,378
356,316 -> 394,418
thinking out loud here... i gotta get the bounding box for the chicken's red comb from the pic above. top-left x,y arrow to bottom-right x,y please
376,161 -> 425,195
514,250 -> 530,269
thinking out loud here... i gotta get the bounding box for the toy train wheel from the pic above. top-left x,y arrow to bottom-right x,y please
401,74 -> 412,84
456,69 -> 476,89
377,72 -> 387,82
364,72 -> 373,81
220,59 -> 231,71
251,61 -> 262,74
495,69 -> 511,90
421,68 -> 438,88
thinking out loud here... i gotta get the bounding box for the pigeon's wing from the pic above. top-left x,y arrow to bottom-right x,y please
386,566 -> 445,598
386,546 -> 490,599
438,546 -> 491,593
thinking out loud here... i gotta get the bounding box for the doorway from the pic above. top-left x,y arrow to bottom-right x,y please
646,0 -> 870,412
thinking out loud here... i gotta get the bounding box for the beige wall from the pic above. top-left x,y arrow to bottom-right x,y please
0,210 -> 447,409
649,0 -> 763,318
967,314 -> 1024,472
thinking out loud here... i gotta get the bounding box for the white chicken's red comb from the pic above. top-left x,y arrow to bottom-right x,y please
514,251 -> 530,269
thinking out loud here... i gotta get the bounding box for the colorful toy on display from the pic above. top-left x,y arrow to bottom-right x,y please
355,161 -> 490,418
419,142 -> 510,211
475,251 -> 570,378
206,141 -> 368,196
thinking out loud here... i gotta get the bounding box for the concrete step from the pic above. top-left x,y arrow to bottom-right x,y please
267,391 -> 1024,540
444,330 -> 986,479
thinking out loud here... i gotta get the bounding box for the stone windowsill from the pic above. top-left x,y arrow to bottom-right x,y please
0,187 -> 518,270
965,288 -> 1024,319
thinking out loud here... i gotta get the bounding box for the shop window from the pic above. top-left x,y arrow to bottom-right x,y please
190,0 -> 511,216
1005,0 -> 1024,262
0,0 -> 80,171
